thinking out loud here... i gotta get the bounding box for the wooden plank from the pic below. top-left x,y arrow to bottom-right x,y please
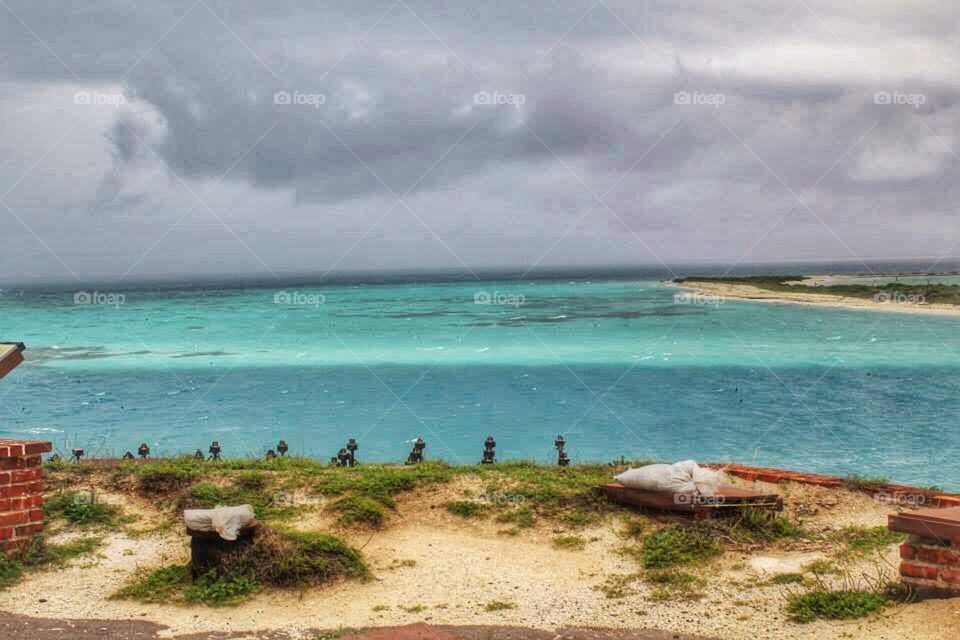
889,506 -> 960,545
602,482 -> 782,515
0,343 -> 24,381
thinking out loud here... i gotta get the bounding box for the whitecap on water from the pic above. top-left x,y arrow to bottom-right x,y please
24,427 -> 63,434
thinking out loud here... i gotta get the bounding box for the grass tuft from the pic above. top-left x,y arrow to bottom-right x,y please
787,588 -> 889,623
645,569 -> 705,601
641,525 -> 722,569
835,526 -> 906,556
444,501 -> 487,518
44,491 -> 120,527
484,599 -> 516,611
552,535 -> 586,550
329,495 -> 388,528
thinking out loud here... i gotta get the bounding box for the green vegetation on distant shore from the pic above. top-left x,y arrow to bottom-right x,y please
675,275 -> 960,305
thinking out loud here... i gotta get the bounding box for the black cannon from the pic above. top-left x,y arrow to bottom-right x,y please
406,437 -> 426,464
480,436 -> 496,464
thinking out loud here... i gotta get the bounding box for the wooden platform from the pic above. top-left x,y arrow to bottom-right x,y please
0,343 -> 24,381
889,506 -> 960,545
602,482 -> 782,516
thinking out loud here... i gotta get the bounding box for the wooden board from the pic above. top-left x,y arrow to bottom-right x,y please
0,343 -> 24,381
602,482 -> 782,515
889,506 -> 960,545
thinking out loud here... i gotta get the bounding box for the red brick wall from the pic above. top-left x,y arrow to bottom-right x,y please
900,537 -> 960,594
0,439 -> 52,553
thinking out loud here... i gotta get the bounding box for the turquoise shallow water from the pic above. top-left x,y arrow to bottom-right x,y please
1,278 -> 958,489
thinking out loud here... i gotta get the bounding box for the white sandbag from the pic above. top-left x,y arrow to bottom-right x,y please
615,460 -> 724,496
184,504 -> 256,541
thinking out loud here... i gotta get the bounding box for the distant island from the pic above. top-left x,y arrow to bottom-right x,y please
672,274 -> 960,315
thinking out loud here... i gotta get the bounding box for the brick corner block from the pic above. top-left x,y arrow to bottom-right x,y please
0,439 -> 52,554
889,506 -> 960,598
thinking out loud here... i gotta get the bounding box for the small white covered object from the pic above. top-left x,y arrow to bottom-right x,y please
614,460 -> 724,496
184,504 -> 256,541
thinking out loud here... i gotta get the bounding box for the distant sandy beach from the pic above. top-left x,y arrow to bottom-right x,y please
671,278 -> 960,316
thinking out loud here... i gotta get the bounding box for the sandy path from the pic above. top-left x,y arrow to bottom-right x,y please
671,280 -> 960,316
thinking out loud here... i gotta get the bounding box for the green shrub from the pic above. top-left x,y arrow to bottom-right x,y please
642,525 -> 721,569
444,501 -> 486,518
184,573 -> 259,606
330,495 -> 387,527
844,475 -> 890,491
835,526 -> 906,555
113,527 -> 366,605
44,491 -> 120,527
494,507 -> 536,529
552,535 -> 586,550
0,555 -> 24,590
646,569 -> 705,601
733,509 -> 804,541
136,464 -> 198,494
113,565 -> 192,603
787,589 -> 889,623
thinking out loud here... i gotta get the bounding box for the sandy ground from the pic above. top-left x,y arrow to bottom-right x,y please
672,280 -> 960,316
1,478 -> 958,640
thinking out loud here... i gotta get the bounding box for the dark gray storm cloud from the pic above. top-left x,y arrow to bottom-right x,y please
0,1 -> 958,282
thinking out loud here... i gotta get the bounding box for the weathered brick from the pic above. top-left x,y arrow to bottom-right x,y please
1,444 -> 24,457
901,562 -> 940,580
0,526 -> 13,541
941,568 -> 960,584
900,543 -> 917,560
27,509 -> 43,523
17,495 -> 42,510
0,484 -> 30,498
0,472 -> 11,484
22,442 -> 51,455
916,546 -> 960,566
0,511 -> 28,527
14,523 -> 43,537
0,457 -> 26,471
11,469 -> 42,483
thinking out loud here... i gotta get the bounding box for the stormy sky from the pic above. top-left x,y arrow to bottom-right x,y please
1,1 -> 958,284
